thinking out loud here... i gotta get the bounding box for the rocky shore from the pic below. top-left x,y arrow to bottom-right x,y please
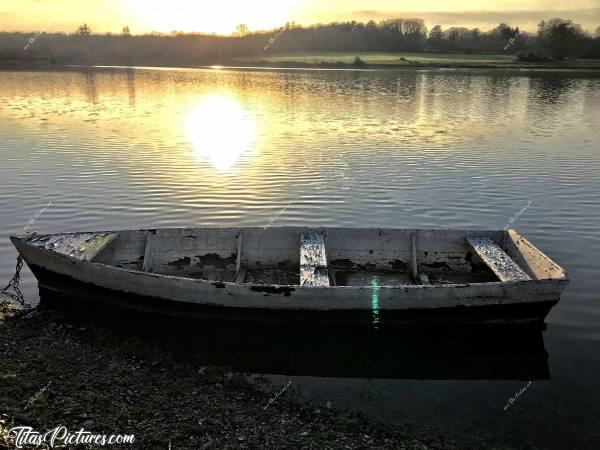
0,300 -> 495,449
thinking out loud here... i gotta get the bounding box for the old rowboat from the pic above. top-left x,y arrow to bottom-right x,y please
10,227 -> 569,327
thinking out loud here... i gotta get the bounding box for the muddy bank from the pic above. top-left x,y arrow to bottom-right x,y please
0,300 -> 497,449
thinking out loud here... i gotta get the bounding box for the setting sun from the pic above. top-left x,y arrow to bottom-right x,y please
126,0 -> 301,34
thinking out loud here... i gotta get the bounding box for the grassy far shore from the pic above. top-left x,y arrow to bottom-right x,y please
1,51 -> 600,71
0,300 -> 498,450
232,51 -> 600,70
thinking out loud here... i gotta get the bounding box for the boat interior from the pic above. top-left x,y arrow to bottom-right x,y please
85,227 -> 566,287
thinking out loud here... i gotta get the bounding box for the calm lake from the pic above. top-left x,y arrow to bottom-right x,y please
1,67 -> 600,448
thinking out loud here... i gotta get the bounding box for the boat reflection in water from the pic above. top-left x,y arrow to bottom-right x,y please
39,287 -> 549,381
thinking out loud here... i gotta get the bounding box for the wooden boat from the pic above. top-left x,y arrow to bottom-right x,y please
10,227 -> 569,327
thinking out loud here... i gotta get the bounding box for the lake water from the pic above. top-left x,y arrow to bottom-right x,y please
1,67 -> 600,448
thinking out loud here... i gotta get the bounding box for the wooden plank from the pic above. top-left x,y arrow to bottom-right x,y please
148,228 -> 239,272
83,232 -> 119,262
410,232 -> 418,282
504,229 -> 566,280
26,232 -> 118,261
300,266 -> 330,287
300,231 -> 329,287
300,231 -> 327,267
142,232 -> 155,273
466,237 -> 532,282
234,230 -> 243,278
234,268 -> 247,284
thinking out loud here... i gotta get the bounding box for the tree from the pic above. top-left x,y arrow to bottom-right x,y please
490,23 -> 518,51
444,27 -> 466,51
122,26 -> 131,37
76,23 -> 91,36
538,18 -> 586,58
235,24 -> 249,37
468,28 -> 482,52
403,18 -> 427,50
497,23 -> 515,41
595,25 -> 600,38
428,25 -> 444,51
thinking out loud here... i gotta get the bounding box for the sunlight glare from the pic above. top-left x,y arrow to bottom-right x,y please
186,95 -> 257,172
126,0 -> 301,34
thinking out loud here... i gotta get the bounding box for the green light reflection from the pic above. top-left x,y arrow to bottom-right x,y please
371,276 -> 380,330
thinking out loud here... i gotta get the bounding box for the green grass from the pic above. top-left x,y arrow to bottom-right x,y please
234,51 -> 600,69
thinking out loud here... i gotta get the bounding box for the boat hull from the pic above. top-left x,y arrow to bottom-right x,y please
11,227 -> 569,328
30,263 -> 559,328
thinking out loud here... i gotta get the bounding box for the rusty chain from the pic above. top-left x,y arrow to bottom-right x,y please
0,254 -> 29,308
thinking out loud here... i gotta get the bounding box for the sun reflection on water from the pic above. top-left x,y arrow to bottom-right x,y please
186,95 -> 257,172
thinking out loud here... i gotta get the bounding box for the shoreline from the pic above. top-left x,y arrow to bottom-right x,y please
231,58 -> 600,72
2,58 -> 600,73
0,300 -> 490,449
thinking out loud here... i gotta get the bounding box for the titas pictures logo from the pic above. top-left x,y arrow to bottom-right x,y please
9,426 -> 135,448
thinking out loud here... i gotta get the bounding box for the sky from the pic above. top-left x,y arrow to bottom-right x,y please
1,0 -> 598,35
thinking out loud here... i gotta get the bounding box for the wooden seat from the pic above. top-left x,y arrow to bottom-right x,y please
300,231 -> 330,286
142,231 -> 155,272
466,237 -> 532,282
26,232 -> 118,262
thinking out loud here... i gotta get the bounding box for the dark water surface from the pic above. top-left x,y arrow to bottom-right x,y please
1,67 -> 600,448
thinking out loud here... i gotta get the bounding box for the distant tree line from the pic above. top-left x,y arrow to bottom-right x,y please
0,18 -> 598,66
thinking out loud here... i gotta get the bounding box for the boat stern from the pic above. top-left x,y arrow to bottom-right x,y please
503,229 -> 569,283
